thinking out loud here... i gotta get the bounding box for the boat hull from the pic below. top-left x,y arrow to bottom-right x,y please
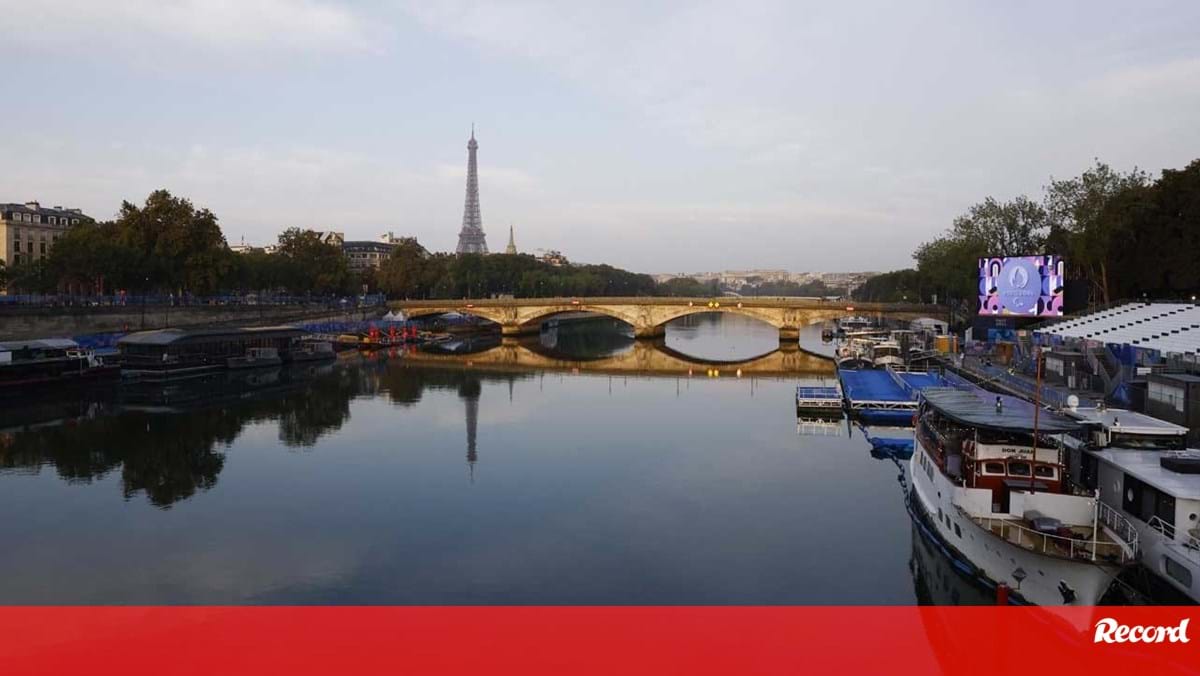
226,356 -> 283,370
1133,525 -> 1200,603
909,442 -> 1118,605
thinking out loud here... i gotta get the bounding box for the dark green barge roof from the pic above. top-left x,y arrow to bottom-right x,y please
118,326 -> 304,347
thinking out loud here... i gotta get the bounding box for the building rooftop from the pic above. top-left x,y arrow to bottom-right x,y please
2,202 -> 92,221
343,240 -> 396,250
1064,407 -> 1189,437
1090,449 -> 1200,500
1150,372 -> 1200,384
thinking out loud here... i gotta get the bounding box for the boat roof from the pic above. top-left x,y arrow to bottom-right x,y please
1089,449 -> 1200,500
920,387 -> 1081,434
1063,407 -> 1188,437
118,326 -> 304,346
0,338 -> 79,351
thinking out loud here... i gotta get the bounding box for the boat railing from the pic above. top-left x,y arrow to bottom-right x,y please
1147,516 -> 1200,558
1097,501 -> 1140,559
969,508 -> 1137,565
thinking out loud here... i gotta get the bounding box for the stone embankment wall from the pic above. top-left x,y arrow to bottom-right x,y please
0,304 -> 384,340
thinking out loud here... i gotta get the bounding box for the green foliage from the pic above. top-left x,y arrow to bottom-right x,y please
272,228 -> 352,294
6,258 -> 55,293
912,195 -> 1048,306
894,158 -> 1199,311
852,269 -> 925,302
1043,161 -> 1150,303
1103,160 -> 1200,298
741,279 -> 836,297
113,190 -> 232,293
378,247 -> 658,299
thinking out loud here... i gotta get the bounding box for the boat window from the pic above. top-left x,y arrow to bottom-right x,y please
1008,461 -> 1031,477
1164,556 -> 1193,588
1123,474 -> 1176,527
982,462 -> 1005,476
1034,465 -> 1057,480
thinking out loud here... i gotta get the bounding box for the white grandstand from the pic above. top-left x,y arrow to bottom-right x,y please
1036,302 -> 1200,355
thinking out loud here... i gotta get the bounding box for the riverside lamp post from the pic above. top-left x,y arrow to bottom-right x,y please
140,276 -> 149,329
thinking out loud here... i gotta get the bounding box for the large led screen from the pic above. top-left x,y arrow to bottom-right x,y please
978,255 -> 1064,317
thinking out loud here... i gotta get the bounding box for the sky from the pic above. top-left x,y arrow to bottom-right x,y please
4,1 -> 1200,274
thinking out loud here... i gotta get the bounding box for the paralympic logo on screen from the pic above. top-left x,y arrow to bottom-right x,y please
978,255 -> 1064,317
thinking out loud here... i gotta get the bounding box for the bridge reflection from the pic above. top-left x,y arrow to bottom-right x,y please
406,335 -> 834,378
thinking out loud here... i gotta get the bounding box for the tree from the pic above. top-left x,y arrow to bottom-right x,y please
274,228 -> 351,294
113,190 -> 231,294
6,258 -> 54,294
1044,160 -> 1150,303
852,269 -> 926,302
44,221 -> 142,295
1105,160 -> 1200,298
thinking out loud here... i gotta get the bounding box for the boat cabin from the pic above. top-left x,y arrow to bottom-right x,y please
916,389 -> 1081,513
1062,406 -> 1189,492
118,327 -> 305,373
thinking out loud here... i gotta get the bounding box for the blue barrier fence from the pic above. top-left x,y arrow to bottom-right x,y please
0,293 -> 388,308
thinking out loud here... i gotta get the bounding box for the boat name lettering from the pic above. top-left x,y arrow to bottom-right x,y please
998,446 -> 1032,456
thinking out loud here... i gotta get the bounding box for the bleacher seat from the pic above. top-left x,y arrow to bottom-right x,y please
1035,302 -> 1200,355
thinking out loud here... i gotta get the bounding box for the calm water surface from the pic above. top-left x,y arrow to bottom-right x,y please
0,315 -> 942,604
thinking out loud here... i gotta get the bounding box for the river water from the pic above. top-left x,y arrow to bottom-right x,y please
0,314 -> 963,604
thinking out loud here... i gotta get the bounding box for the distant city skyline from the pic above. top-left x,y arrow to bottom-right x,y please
5,1 -> 1200,273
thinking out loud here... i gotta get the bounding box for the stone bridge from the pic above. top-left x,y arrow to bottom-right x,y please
390,296 -> 943,340
400,337 -> 835,378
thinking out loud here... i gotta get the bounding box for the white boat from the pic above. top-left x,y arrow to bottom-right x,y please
839,316 -> 874,333
1063,405 -> 1200,602
871,339 -> 905,368
910,388 -> 1138,605
836,338 -> 874,369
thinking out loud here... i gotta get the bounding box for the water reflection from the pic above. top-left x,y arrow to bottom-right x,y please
0,358 -> 533,508
666,313 -> 781,362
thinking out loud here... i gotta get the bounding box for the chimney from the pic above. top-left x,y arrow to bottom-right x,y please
24,201 -> 39,210
995,396 -> 1003,414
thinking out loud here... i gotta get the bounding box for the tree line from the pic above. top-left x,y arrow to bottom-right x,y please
2,190 -> 362,297
0,189 -> 665,299
852,158 -> 1200,309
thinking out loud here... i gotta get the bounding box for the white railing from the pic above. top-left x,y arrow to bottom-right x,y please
1097,501 -> 1139,557
971,510 -> 1137,565
1147,516 -> 1200,558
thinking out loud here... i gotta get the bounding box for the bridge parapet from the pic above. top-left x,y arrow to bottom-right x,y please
390,297 -> 944,340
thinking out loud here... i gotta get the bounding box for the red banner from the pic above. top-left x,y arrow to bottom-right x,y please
0,607 -> 1194,675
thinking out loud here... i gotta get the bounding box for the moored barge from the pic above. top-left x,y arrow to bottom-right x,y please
118,326 -> 306,380
0,338 -> 118,391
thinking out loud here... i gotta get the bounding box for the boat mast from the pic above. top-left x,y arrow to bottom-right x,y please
1030,346 -> 1041,495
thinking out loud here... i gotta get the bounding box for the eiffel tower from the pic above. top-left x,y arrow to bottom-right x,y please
456,125 -> 488,254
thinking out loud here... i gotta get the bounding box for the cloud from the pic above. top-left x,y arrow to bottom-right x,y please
1086,57 -> 1200,98
400,1 -> 811,153
0,0 -> 379,55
